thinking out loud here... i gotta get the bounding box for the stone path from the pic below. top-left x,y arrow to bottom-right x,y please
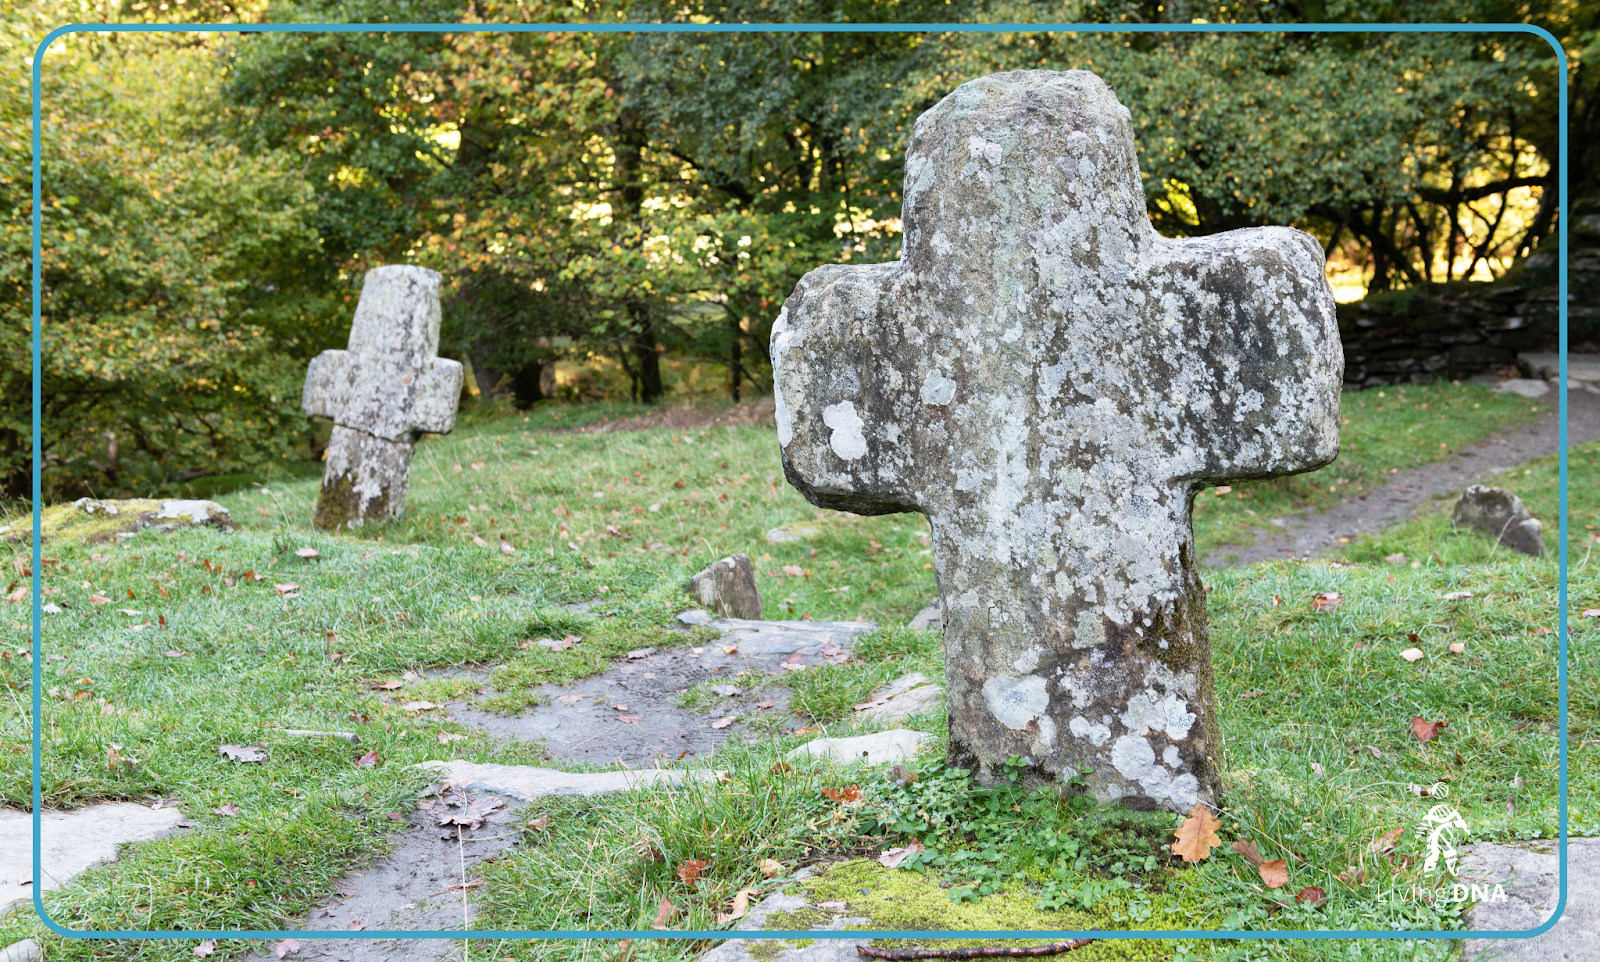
1204,382 -> 1600,568
0,803 -> 186,919
1461,837 -> 1599,960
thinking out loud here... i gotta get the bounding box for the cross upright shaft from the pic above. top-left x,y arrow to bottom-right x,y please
772,71 -> 1342,811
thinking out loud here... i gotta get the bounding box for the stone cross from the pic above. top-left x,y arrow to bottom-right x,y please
771,71 -> 1342,812
303,265 -> 463,531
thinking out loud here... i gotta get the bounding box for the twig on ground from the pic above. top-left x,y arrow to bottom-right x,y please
857,939 -> 1096,960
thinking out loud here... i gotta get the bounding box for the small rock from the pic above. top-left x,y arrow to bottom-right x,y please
0,804 -> 187,917
853,673 -> 944,724
786,729 -> 929,767
0,941 -> 42,962
415,760 -> 725,799
1452,485 -> 1545,557
906,599 -> 941,630
765,522 -> 820,544
1493,378 -> 1550,399
687,554 -> 763,620
4,498 -> 234,545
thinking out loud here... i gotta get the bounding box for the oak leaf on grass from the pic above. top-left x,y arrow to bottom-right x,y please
1411,716 -> 1449,742
1259,858 -> 1289,889
1170,805 -> 1223,863
676,859 -> 710,887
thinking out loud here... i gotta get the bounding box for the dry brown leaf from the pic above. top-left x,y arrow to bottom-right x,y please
758,858 -> 785,878
437,732 -> 467,744
650,897 -> 676,930
710,716 -> 737,730
1399,647 -> 1425,662
820,785 -> 863,805
1371,826 -> 1404,855
354,749 -> 380,768
1449,642 -> 1466,654
1230,840 -> 1263,866
89,593 -> 110,605
1170,805 -> 1223,863
192,941 -> 215,957
717,888 -> 755,924
527,814 -> 549,832
1295,886 -> 1326,907
273,940 -> 300,959
212,802 -> 241,817
371,679 -> 404,690
676,858 -> 711,887
1259,858 -> 1289,889
1311,592 -> 1343,613
1411,716 -> 1449,743
877,839 -> 926,869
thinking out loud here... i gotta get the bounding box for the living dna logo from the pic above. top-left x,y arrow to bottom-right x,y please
1407,784 -> 1508,905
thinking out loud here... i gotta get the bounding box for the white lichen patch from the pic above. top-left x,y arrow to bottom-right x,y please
982,675 -> 1049,730
822,401 -> 868,461
1068,715 -> 1111,747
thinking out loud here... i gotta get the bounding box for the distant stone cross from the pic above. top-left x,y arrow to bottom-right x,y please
304,266 -> 463,531
771,71 -> 1342,812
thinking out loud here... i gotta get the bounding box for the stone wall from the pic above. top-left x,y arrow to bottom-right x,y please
1339,200 -> 1600,388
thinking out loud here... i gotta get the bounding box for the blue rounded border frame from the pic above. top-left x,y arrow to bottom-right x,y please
29,18 -> 1572,946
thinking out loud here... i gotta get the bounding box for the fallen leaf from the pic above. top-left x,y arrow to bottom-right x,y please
472,536 -> 488,547
1259,858 -> 1289,889
877,839 -> 927,869
371,679 -> 404,690
500,542 -> 516,555
556,694 -> 584,704
1295,886 -> 1326,907
889,764 -> 918,786
273,584 -> 298,595
295,548 -> 319,558
116,608 -> 141,616
218,744 -> 265,763
1411,716 -> 1449,743
1230,840 -> 1264,866
165,650 -> 187,658
717,887 -> 756,924
820,785 -> 863,804
1442,591 -> 1474,600
354,749 -> 381,768
650,896 -> 676,930
435,796 -> 505,829
627,647 -> 657,659
536,636 -> 573,651
617,939 -> 633,962
782,565 -> 805,577
1449,642 -> 1466,654
756,700 -> 774,710
1371,826 -> 1404,855
722,645 -> 739,654
759,858 -> 785,877
710,716 -> 737,729
402,701 -> 439,712
676,859 -> 711,887
617,714 -> 642,723
1311,592 -> 1342,613
1384,553 -> 1407,565
709,685 -> 742,697
89,593 -> 110,605
274,940 -> 300,959
527,814 -> 549,832
445,880 -> 484,893
212,802 -> 241,817
1310,761 -> 1326,778
1170,805 -> 1223,863
1337,865 -> 1366,886
192,940 -> 215,957
437,732 -> 467,744
1399,648 -> 1425,662
386,812 -> 406,821
470,461 -> 485,471
345,920 -> 366,931
1584,609 -> 1600,618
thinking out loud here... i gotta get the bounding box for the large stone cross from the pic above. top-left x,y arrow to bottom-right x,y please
771,71 -> 1342,812
303,265 -> 463,531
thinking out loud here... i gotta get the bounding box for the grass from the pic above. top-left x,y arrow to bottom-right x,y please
0,384 -> 1590,962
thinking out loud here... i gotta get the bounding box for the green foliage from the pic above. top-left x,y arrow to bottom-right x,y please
5,4 -> 343,500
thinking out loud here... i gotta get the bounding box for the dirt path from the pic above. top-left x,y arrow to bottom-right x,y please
1203,388 -> 1600,568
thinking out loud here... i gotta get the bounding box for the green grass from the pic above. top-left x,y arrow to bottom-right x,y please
1192,381 -> 1542,556
0,386 -> 1590,962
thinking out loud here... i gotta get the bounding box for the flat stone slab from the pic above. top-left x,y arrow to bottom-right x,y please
906,599 -> 941,630
1520,352 -> 1600,384
1493,378 -> 1551,399
1461,837 -> 1599,960
699,889 -> 873,962
0,803 -> 186,916
241,789 -> 520,962
415,760 -> 725,800
0,498 -> 233,545
676,611 -> 879,658
787,730 -> 930,768
854,673 -> 944,724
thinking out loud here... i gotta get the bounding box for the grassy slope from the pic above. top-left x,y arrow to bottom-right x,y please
0,388 -> 1590,962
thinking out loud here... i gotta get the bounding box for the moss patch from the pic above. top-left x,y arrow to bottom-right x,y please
766,859 -> 1183,959
2,499 -> 231,546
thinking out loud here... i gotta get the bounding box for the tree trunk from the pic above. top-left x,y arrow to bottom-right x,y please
511,361 -> 546,410
729,312 -> 743,403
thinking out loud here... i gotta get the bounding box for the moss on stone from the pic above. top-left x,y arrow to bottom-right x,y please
1,499 -> 228,546
764,859 -> 1185,959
